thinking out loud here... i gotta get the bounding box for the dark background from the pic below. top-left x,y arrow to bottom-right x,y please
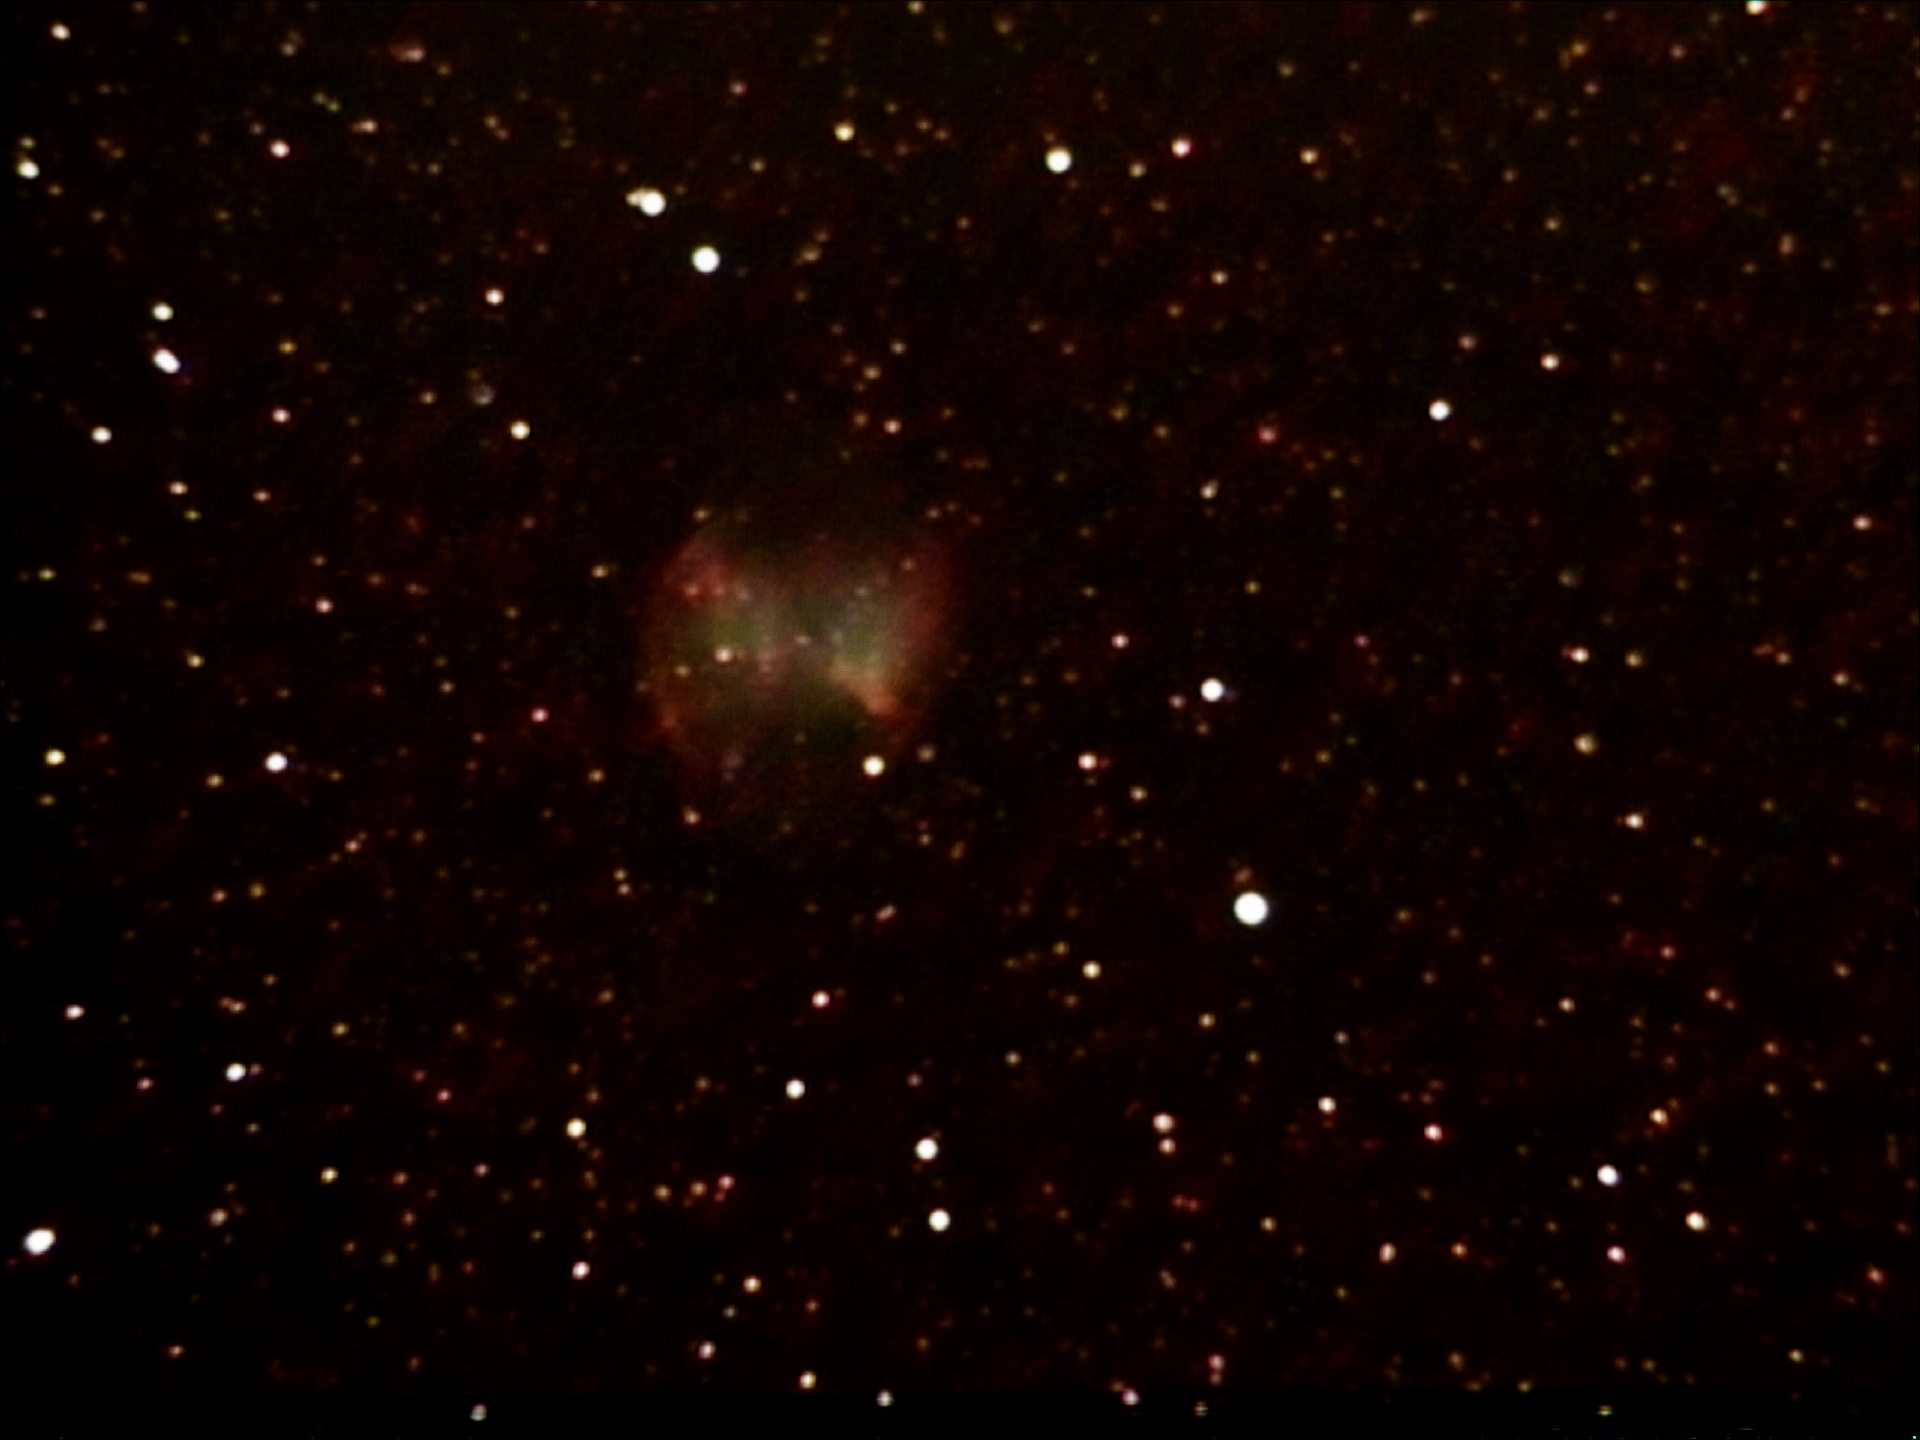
2,0 -> 1913,1408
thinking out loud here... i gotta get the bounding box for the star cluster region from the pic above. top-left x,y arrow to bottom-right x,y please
2,0 -> 1914,1409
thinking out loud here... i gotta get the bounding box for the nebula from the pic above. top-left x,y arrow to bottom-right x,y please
640,470 -> 950,817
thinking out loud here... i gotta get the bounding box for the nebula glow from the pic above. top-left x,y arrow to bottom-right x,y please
642,492 -> 949,798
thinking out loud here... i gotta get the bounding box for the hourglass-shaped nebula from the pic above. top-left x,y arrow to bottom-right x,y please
642,494 -> 950,792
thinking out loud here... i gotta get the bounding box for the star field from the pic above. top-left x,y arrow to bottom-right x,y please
2,1 -> 1914,1421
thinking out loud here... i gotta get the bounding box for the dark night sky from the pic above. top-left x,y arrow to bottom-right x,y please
2,0 -> 1914,1418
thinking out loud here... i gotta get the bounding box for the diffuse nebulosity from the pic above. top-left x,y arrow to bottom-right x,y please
640,449 -> 951,827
